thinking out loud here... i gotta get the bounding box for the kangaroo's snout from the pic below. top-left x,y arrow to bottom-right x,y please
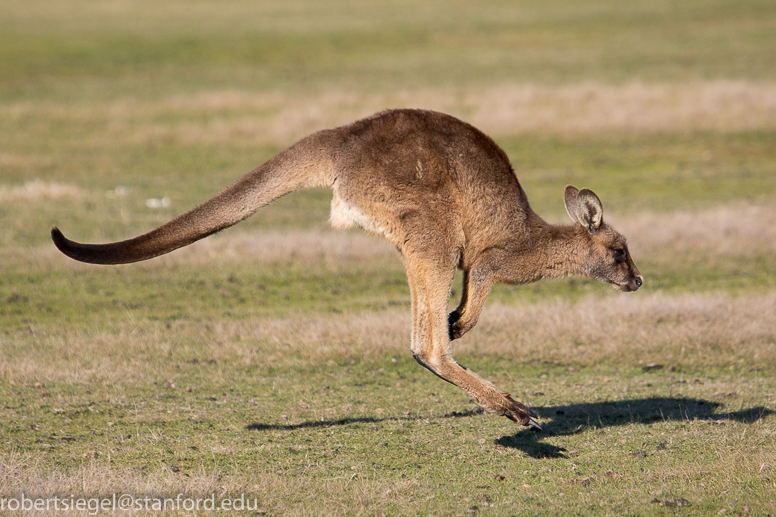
625,275 -> 644,292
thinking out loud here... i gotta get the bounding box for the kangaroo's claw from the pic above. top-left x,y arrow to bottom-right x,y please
502,395 -> 542,430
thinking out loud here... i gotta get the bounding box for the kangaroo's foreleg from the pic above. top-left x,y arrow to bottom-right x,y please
403,251 -> 540,429
449,253 -> 498,340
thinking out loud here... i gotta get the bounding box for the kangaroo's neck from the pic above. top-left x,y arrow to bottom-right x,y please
509,217 -> 588,284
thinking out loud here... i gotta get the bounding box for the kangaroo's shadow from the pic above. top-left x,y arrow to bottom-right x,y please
245,398 -> 771,460
247,416 -> 383,432
496,397 -> 772,458
246,409 -> 483,432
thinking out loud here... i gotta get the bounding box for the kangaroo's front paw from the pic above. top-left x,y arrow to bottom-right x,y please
448,310 -> 463,340
502,395 -> 541,430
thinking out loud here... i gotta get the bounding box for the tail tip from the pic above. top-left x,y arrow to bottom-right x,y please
51,226 -> 66,248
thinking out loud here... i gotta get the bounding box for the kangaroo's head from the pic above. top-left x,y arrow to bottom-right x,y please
564,185 -> 643,292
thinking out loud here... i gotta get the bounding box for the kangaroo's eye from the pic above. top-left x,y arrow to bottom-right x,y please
612,248 -> 625,260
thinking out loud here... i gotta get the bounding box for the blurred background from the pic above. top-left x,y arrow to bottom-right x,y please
3,0 -> 775,315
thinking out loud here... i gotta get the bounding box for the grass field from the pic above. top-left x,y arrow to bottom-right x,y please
1,0 -> 775,515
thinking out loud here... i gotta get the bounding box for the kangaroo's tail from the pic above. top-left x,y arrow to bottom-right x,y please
51,133 -> 336,265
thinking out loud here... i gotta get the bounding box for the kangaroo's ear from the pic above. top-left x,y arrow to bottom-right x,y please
563,185 -> 580,223
576,188 -> 603,232
565,185 -> 604,232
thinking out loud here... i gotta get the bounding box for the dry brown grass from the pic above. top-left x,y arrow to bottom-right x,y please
0,452 -> 408,517
163,230 -> 397,268
0,153 -> 53,172
468,81 -> 776,136
1,451 -> 371,516
614,203 -> 776,258
0,179 -> 84,203
467,292 -> 776,370
0,308 -> 409,386
5,289 -> 773,388
4,81 -> 776,149
140,81 -> 776,142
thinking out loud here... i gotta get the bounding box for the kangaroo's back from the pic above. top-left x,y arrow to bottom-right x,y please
327,110 -> 532,248
335,110 -> 523,193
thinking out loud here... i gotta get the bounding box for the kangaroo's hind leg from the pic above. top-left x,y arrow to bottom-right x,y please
401,248 -> 540,429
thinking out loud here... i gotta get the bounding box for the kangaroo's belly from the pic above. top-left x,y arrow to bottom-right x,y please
330,190 -> 402,243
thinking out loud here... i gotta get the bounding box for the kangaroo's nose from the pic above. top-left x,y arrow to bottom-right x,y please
634,276 -> 644,289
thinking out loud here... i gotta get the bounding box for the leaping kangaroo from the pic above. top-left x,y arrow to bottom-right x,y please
51,109 -> 643,429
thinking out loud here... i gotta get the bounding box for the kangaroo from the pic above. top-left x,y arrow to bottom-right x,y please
51,109 -> 643,429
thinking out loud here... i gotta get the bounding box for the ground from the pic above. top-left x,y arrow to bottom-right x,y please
1,0 -> 775,515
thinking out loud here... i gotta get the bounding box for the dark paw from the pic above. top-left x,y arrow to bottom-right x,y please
448,310 -> 462,340
503,395 -> 542,430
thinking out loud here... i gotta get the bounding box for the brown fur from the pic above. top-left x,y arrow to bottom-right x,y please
51,109 -> 643,428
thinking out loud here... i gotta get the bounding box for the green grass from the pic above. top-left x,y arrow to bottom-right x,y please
2,0 -> 776,100
505,131 -> 776,215
3,325 -> 774,514
2,0 -> 776,515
